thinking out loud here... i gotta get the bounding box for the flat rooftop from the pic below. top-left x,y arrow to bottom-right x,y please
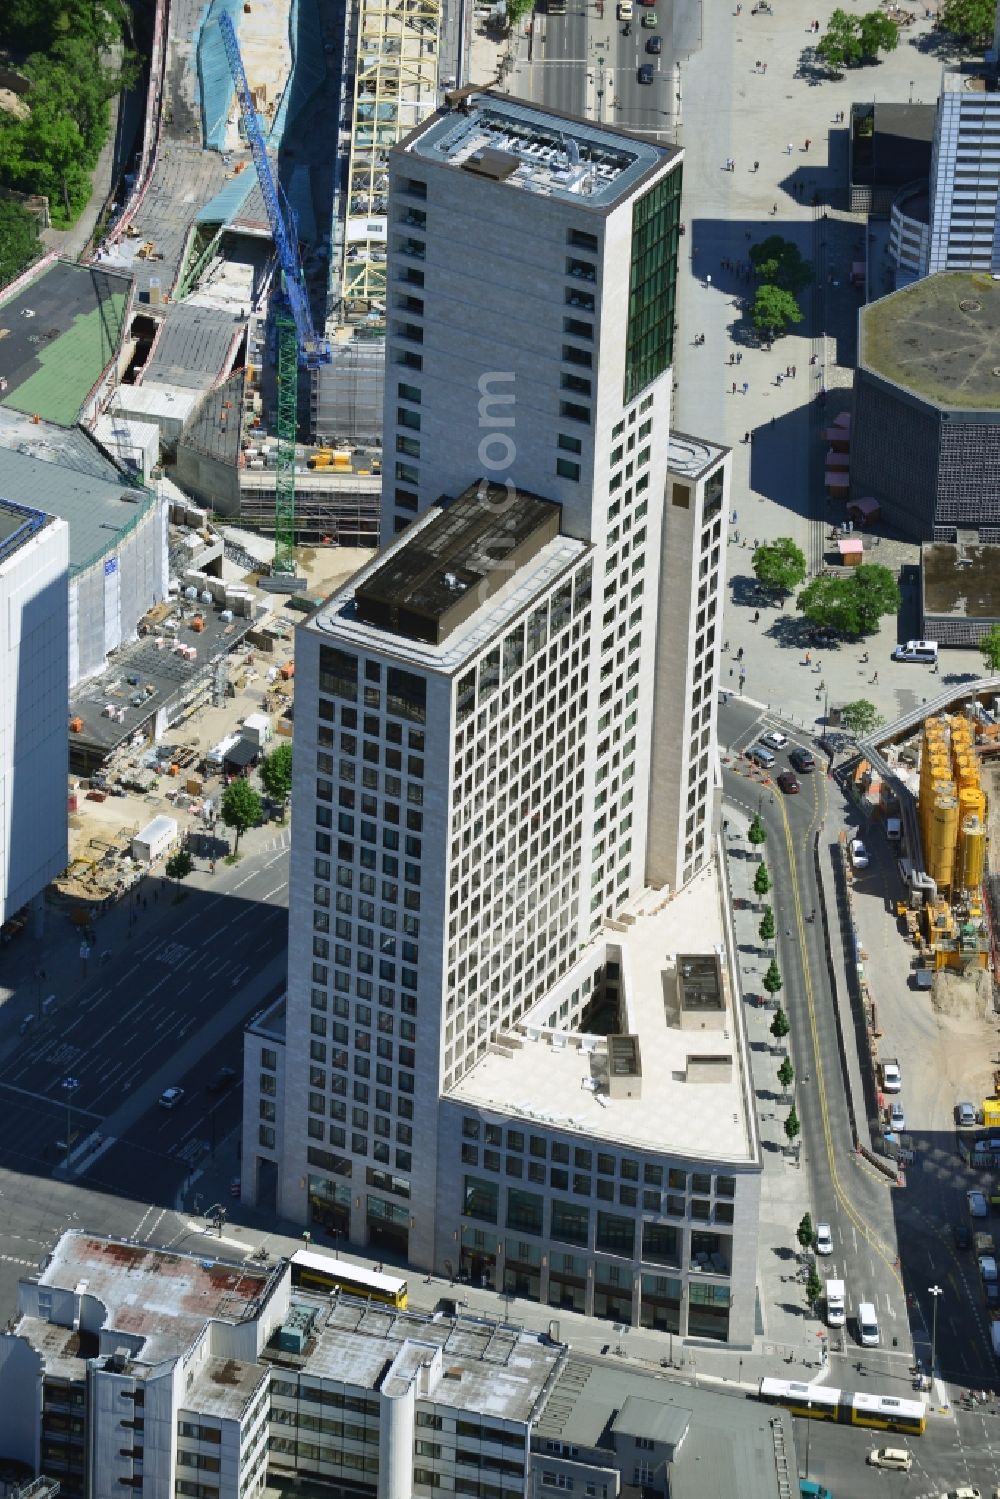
450,864 -> 758,1164
183,1355 -> 269,1421
282,1296 -> 561,1422
0,445 -> 154,575
403,91 -> 678,209
668,430 -> 729,481
29,1233 -> 275,1366
860,272 -> 1000,409
355,484 -> 561,644
313,500 -> 588,674
0,259 -> 131,427
0,498 -> 50,566
923,541 -> 1000,618
536,1357 -> 795,1499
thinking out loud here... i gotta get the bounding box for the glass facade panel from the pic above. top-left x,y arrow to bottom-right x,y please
624,167 -> 682,403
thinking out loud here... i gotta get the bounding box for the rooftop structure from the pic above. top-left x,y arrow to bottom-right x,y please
0,446 -> 154,577
0,260 -> 131,428
667,430 -> 729,481
405,91 -> 679,209
451,863 -> 755,1163
354,483 -> 561,643
275,1296 -> 562,1423
36,1234 -> 274,1366
921,539 -> 1000,644
316,496 -> 588,672
860,272 -> 1000,409
534,1357 -> 797,1499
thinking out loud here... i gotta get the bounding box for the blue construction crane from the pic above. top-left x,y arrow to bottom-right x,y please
219,10 -> 332,572
218,10 -> 331,371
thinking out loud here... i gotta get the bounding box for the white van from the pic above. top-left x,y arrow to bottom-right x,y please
868,1447 -> 912,1471
892,640 -> 938,664
858,1301 -> 880,1347
826,1279 -> 846,1328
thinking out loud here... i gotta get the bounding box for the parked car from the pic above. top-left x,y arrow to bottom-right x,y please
968,1189 -> 989,1219
761,730 -> 789,751
815,1222 -> 833,1255
889,1101 -> 905,1131
936,1488 -> 981,1499
646,33 -> 662,50
776,772 -> 800,795
849,838 -> 869,869
956,1101 -> 977,1128
638,63 -> 654,82
208,1066 -> 237,1094
641,10 -> 657,23
158,1087 -> 184,1110
953,1222 -> 972,1251
789,747 -> 816,773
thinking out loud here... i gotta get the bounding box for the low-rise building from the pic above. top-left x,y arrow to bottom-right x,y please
0,1231 -> 797,1499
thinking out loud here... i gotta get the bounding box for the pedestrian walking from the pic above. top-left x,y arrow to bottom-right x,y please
804,137 -> 811,152
753,160 -> 759,172
736,351 -> 742,364
737,646 -> 744,662
770,415 -> 776,426
770,203 -> 778,216
762,62 -> 767,72
785,365 -> 791,377
742,381 -> 748,394
805,650 -> 811,665
791,365 -> 796,378
732,381 -> 738,394
743,430 -> 750,443
706,273 -> 712,285
872,672 -> 879,684
729,352 -> 734,365
753,609 -> 760,624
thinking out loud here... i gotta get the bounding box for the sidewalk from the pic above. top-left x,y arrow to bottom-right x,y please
672,0 -> 983,733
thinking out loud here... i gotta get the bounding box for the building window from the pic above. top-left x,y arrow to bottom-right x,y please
596,1211 -> 635,1257
624,165 -> 682,402
557,458 -> 581,481
551,1199 -> 589,1247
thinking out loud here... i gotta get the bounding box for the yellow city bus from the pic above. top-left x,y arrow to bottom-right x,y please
758,1379 -> 926,1436
290,1249 -> 408,1308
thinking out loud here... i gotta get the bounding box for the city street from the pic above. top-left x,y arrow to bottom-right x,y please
0,830 -> 290,1207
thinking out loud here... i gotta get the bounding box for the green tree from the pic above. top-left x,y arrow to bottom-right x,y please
221,778 -> 262,856
770,1005 -> 790,1042
839,698 -> 883,736
796,1212 -> 814,1250
816,9 -> 863,71
778,1055 -> 795,1094
753,861 -> 772,898
763,959 -> 783,998
979,623 -> 1000,674
753,537 -> 807,597
506,0 -> 532,25
259,742 -> 293,817
858,9 -> 899,57
165,848 -> 194,892
748,812 -> 767,848
797,563 -> 900,636
938,0 -> 995,45
806,1265 -> 823,1306
750,285 -> 804,339
784,1104 -> 801,1145
0,200 -> 40,287
749,237 -> 814,296
759,905 -> 776,944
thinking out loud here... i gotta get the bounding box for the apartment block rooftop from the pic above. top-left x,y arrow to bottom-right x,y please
450,863 -> 759,1165
860,272 -> 1000,409
28,1233 -> 278,1366
402,90 -> 678,209
269,1295 -> 563,1422
314,486 -> 588,672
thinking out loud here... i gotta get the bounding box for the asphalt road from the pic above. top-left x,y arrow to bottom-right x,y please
0,839 -> 290,1208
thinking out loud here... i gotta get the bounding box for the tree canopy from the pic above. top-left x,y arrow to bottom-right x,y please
979,623 -> 1000,674
753,861 -> 772,897
839,698 -> 883,736
797,563 -> 900,636
260,742 -> 293,814
221,779 -> 262,855
0,200 -> 41,288
750,285 -> 803,339
753,537 -> 807,596
750,236 -> 814,296
816,8 -> 898,70
937,0 -> 994,45
0,1 -> 138,228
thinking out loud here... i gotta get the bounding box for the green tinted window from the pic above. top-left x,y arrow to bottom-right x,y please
624,166 -> 682,403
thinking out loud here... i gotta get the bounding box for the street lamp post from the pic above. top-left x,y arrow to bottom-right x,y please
62,1076 -> 80,1171
928,1283 -> 943,1378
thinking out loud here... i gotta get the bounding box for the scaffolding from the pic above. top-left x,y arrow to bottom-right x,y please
342,0 -> 442,323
